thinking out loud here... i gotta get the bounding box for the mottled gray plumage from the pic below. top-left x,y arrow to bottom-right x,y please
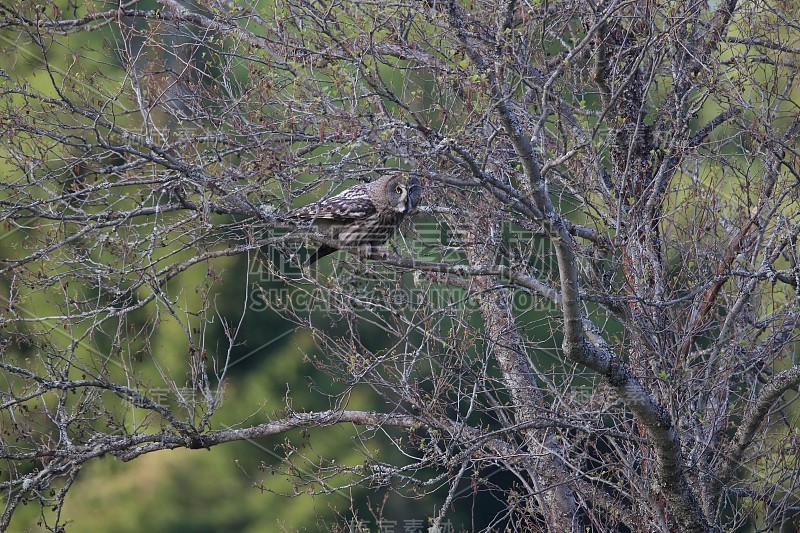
282,173 -> 418,264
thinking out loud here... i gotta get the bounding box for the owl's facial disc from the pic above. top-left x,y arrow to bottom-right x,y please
391,178 -> 408,213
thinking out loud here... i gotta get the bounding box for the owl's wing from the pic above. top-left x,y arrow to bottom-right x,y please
283,195 -> 376,222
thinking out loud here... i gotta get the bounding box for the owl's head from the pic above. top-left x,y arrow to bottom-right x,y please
371,172 -> 418,213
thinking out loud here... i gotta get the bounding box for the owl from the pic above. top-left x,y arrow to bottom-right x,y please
281,172 -> 421,264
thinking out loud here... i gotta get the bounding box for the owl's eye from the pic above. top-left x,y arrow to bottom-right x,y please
395,185 -> 403,194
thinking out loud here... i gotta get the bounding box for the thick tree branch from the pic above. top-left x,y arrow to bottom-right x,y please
437,1 -> 712,529
715,365 -> 800,492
